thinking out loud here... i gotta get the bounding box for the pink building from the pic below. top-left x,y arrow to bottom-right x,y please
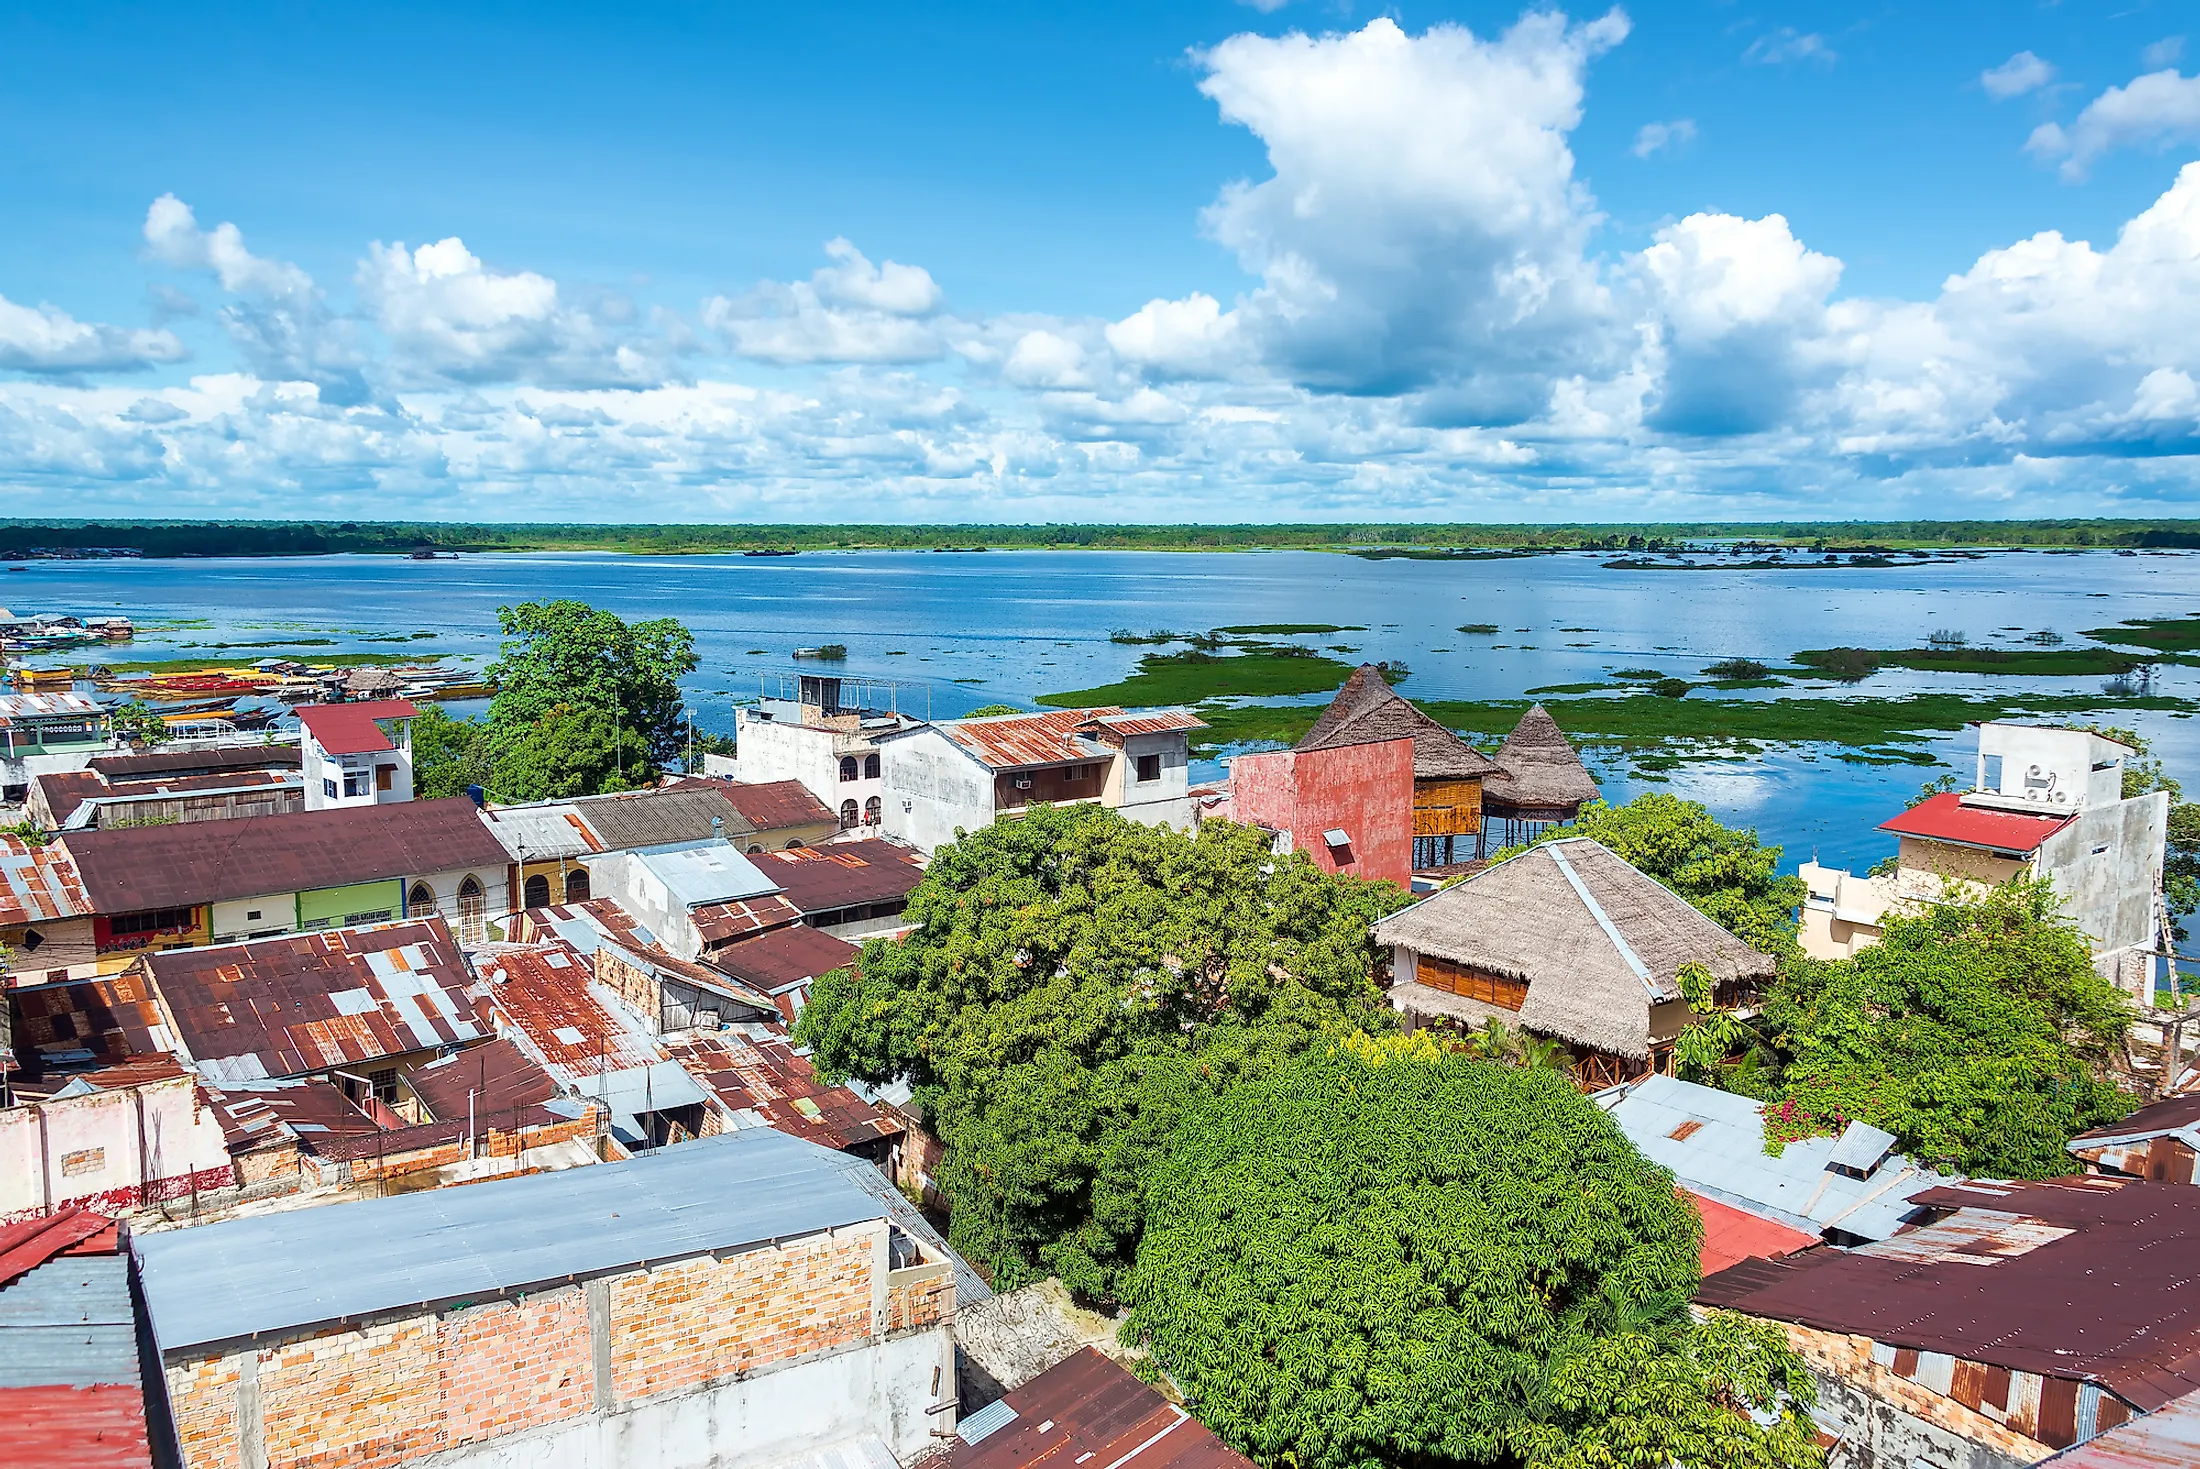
1227,736 -> 1414,887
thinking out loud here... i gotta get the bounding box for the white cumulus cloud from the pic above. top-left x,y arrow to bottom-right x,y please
1106,293 -> 1245,378
705,239 -> 946,365
2027,69 -> 2200,180
1743,29 -> 1834,67
1981,51 -> 2055,100
0,295 -> 186,375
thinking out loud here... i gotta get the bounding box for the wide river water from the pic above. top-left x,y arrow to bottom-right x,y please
9,547 -> 2200,875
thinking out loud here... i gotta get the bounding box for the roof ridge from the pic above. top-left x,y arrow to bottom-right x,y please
1544,842 -> 1657,995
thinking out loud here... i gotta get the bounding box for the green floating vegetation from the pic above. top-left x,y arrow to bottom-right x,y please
2085,613 -> 2200,653
1213,623 -> 1364,636
1456,624 -> 1500,635
1041,648 -> 1363,708
1794,645 -> 2147,677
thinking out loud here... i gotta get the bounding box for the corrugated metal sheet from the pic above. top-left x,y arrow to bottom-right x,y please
1688,1189 -> 1818,1277
570,787 -> 759,851
714,778 -> 836,833
943,708 -> 1126,771
750,840 -> 925,915
132,1126 -> 888,1353
0,1204 -> 148,1469
1696,1177 -> 2200,1411
1826,1120 -> 1899,1173
667,1026 -> 900,1152
476,939 -> 666,1085
295,701 -> 417,756
480,802 -> 602,862
693,893 -> 805,945
1880,791 -> 2075,853
150,917 -> 485,1082
948,1349 -> 1254,1469
0,835 -> 89,925
1601,1075 -> 1943,1241
0,1257 -> 136,1387
2039,1386 -> 2200,1465
0,691 -> 103,722
0,1383 -> 152,1469
630,839 -> 780,909
710,924 -> 860,992
10,969 -> 174,1065
1090,710 -> 1207,738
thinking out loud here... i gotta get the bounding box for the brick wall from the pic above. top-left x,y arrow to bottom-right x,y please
166,1219 -> 928,1469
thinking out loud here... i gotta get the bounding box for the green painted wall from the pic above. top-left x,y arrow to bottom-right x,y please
296,879 -> 403,929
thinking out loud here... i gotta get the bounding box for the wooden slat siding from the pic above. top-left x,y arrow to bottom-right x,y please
2096,1395 -> 2130,1433
1982,1365 -> 2012,1415
2040,1377 -> 2080,1449
1412,778 -> 1482,836
1891,1348 -> 1920,1379
1951,1360 -> 1987,1411
1416,955 -> 1526,1011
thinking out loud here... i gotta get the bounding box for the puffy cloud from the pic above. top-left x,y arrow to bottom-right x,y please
358,237 -> 676,388
1981,51 -> 2054,100
1002,330 -> 1090,388
1743,29 -> 1834,67
1631,119 -> 1696,157
143,194 -> 370,404
2145,37 -> 2186,70
2027,69 -> 2200,180
1106,293 -> 1244,377
1191,11 -> 1629,401
704,239 -> 945,365
0,295 -> 186,375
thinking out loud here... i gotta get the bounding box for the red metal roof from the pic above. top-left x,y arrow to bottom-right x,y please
715,779 -> 836,833
398,1035 -> 563,1129
0,834 -> 88,925
691,892 -> 805,946
295,700 -> 419,756
943,707 -> 1125,770
1697,1177 -> 2200,1411
1089,710 -> 1207,738
147,917 -> 486,1083
750,839 -> 925,915
664,1027 -> 899,1152
1685,1188 -> 1816,1278
710,923 -> 860,993
0,1207 -> 151,1469
0,1383 -> 153,1469
0,1205 -> 115,1289
949,1348 -> 1254,1469
1879,791 -> 2075,854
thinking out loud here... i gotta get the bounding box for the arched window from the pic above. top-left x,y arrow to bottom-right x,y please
864,795 -> 881,825
839,756 -> 860,782
407,881 -> 436,917
839,799 -> 859,829
523,873 -> 550,908
457,875 -> 486,945
863,752 -> 880,779
747,844 -> 763,854
564,868 -> 590,903
785,839 -> 804,849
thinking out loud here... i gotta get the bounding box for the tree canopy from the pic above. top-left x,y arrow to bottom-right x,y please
109,699 -> 171,747
1759,879 -> 2132,1175
409,705 -> 494,800
1523,793 -> 1803,954
1123,1035 -> 1822,1469
486,599 -> 697,770
796,804 -> 1411,1297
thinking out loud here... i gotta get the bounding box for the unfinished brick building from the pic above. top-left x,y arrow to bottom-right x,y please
135,1127 -> 963,1469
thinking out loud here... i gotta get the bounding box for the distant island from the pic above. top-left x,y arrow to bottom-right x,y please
2,516 -> 2198,558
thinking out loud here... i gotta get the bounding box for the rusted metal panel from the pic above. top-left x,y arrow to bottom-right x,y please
665,1027 -> 900,1152
474,939 -> 663,1086
0,836 -> 90,926
949,1347 -> 1254,1469
943,707 -> 1124,771
691,893 -> 804,945
750,839 -> 925,916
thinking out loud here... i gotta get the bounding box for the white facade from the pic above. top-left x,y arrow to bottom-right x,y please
880,717 -> 1201,855
879,726 -> 998,854
301,715 -> 415,813
1975,724 -> 2127,813
1109,729 -> 1196,830
732,701 -> 909,835
581,840 -> 780,960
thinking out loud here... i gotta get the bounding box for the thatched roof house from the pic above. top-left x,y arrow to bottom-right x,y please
1298,665 -> 1498,779
1371,837 -> 1775,1082
1484,704 -> 1599,821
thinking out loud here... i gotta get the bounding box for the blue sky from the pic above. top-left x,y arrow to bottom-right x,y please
2,1 -> 2198,522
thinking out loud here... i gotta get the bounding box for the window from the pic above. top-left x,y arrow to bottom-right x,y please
457,875 -> 486,944
863,752 -> 880,779
1982,753 -> 2004,791
523,874 -> 551,908
322,778 -> 338,800
786,838 -> 804,849
564,868 -> 590,902
840,756 -> 860,782
864,795 -> 882,825
18,928 -> 43,952
343,768 -> 370,798
375,764 -> 394,792
407,882 -> 436,916
110,907 -> 196,937
1417,955 -> 1527,1011
747,844 -> 763,854
840,799 -> 860,829
1135,753 -> 1162,783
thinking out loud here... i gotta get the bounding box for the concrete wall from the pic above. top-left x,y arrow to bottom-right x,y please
210,895 -> 299,944
1227,738 -> 1414,886
164,1217 -> 954,1469
1113,731 -> 1194,832
581,851 -> 701,959
0,1072 -> 234,1222
1976,724 -> 2124,812
2038,790 -> 2168,953
734,711 -> 885,835
408,864 -> 514,946
881,728 -> 995,855
303,724 -> 414,814
0,914 -> 99,970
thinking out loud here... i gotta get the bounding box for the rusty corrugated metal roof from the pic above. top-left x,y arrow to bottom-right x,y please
949,1348 -> 1254,1469
524,899 -> 778,1014
2038,1385 -> 2200,1465
665,1026 -> 899,1152
475,939 -> 665,1086
1697,1177 -> 2200,1411
0,1205 -> 150,1469
10,969 -> 173,1066
1089,710 -> 1207,738
0,691 -> 103,723
692,893 -> 805,945
710,923 -> 860,993
0,835 -> 89,925
750,839 -> 925,915
942,707 -> 1125,770
147,917 -> 486,1083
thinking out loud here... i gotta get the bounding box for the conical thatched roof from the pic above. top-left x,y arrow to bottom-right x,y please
1484,703 -> 1599,815
1372,837 -> 1776,1058
1297,665 -> 1498,780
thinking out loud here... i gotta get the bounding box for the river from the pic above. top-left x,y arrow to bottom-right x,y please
9,546 -> 2199,875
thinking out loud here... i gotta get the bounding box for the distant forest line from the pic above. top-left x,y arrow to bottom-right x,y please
4,517 -> 2200,558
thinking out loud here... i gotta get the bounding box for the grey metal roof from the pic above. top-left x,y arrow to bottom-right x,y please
0,1256 -> 138,1388
1827,1120 -> 1899,1174
1600,1074 -> 1945,1242
632,839 -> 782,908
134,1126 -> 888,1355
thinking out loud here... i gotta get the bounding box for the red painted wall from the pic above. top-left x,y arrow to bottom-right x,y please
1228,737 -> 1413,886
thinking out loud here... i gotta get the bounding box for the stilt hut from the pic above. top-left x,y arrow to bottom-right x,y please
1479,703 -> 1599,856
1297,665 -> 1499,871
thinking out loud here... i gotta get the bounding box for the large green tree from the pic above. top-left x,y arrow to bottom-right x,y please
1760,880 -> 2132,1176
486,599 -> 697,774
409,705 -> 494,800
1123,1035 -> 1822,1469
489,703 -> 651,802
1522,793 -> 1803,954
796,804 -> 1411,1296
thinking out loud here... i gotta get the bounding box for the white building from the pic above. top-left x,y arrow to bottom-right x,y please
878,706 -> 1203,854
718,674 -> 924,835
581,838 -> 797,961
1800,723 -> 2168,992
296,700 -> 417,811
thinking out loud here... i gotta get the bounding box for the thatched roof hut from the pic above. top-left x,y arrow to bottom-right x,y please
1298,665 -> 1498,779
1371,837 -> 1775,1061
1483,703 -> 1599,821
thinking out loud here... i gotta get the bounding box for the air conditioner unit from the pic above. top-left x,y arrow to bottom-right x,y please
1014,777 -> 1034,790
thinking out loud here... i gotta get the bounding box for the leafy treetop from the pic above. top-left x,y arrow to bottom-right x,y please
1123,1035 -> 1823,1469
487,599 -> 697,769
797,804 -> 1411,1297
